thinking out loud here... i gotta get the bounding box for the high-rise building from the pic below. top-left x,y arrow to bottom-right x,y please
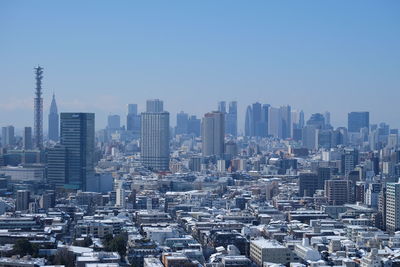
268,107 -> 281,138
175,111 -> 189,135
252,102 -> 262,136
23,127 -> 33,150
60,113 -> 95,190
325,179 -> 349,205
127,104 -> 141,137
245,105 -> 253,137
298,172 -> 319,197
348,112 -> 369,133
16,190 -> 30,211
324,111 -> 331,127
202,111 -> 225,157
302,125 -> 317,150
34,66 -> 44,149
48,94 -> 59,142
141,99 -> 170,171
341,148 -> 359,176
146,99 -> 163,112
47,144 -> 68,188
128,104 -> 138,115
227,101 -> 238,136
188,115 -> 201,137
245,102 -> 268,137
107,115 -> 121,132
280,105 -> 292,139
1,126 -> 15,147
307,113 -> 325,129
218,101 -> 226,113
386,182 -> 400,233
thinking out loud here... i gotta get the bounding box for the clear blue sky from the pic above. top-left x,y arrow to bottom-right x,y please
1,1 -> 399,132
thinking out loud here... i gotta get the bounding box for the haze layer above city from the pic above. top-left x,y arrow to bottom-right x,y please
0,1 -> 399,131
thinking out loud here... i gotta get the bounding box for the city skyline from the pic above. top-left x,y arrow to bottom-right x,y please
1,1 -> 399,130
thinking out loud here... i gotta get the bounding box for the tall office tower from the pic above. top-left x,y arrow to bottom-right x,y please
1,126 -> 15,147
227,101 -> 238,136
146,99 -> 163,112
348,112 -> 369,133
299,110 -> 305,128
175,111 -> 189,135
23,127 -> 33,150
218,101 -> 226,113
16,190 -> 30,211
325,179 -> 350,205
107,115 -> 121,132
34,66 -> 44,149
317,129 -> 333,149
268,107 -> 281,138
60,113 -> 95,190
307,113 -> 325,129
280,105 -> 292,139
302,125 -> 317,150
252,102 -> 262,136
188,115 -> 201,137
261,104 -> 270,137
324,111 -> 331,127
386,182 -> 400,233
245,105 -> 253,136
141,100 -> 170,171
126,104 -> 141,137
48,94 -> 59,142
128,103 -> 138,115
341,148 -> 359,176
47,144 -> 68,188
202,111 -> 225,157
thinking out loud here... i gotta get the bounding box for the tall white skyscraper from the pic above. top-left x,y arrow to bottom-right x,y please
141,99 -> 170,171
202,111 -> 225,157
386,182 -> 400,233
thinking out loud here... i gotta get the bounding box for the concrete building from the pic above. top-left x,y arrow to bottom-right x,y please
250,239 -> 294,266
141,99 -> 170,171
202,111 -> 225,157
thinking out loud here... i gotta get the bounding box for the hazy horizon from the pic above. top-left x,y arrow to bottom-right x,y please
1,1 -> 399,132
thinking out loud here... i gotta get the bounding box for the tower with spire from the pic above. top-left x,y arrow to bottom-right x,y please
48,93 -> 59,142
34,66 -> 44,149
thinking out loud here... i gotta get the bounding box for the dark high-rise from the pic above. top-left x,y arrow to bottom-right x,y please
188,115 -> 201,137
48,94 -> 59,142
60,113 -> 95,190
175,111 -> 189,135
227,101 -> 238,136
23,127 -> 33,150
127,104 -> 141,137
348,112 -> 369,133
34,66 -> 44,149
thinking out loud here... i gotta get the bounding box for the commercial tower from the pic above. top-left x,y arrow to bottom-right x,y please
23,127 -> 33,150
386,182 -> 400,233
245,102 -> 270,137
34,66 -> 44,149
127,104 -> 141,137
48,94 -> 59,142
348,112 -> 369,133
202,111 -> 225,157
227,101 -> 238,137
141,99 -> 170,171
59,113 -> 95,190
1,126 -> 15,147
175,111 -> 189,135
